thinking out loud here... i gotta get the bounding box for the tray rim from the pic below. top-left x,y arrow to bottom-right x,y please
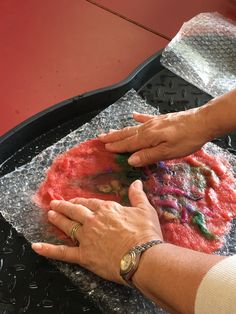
0,50 -> 164,164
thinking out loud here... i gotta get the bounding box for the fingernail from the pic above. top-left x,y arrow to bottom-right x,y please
105,143 -> 112,149
48,210 -> 56,218
133,180 -> 143,189
109,129 -> 116,133
128,155 -> 141,166
98,133 -> 107,137
32,243 -> 43,251
50,200 -> 60,207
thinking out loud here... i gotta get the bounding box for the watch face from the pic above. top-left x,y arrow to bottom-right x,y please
120,252 -> 134,273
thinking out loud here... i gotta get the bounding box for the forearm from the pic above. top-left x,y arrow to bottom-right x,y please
199,88 -> 236,140
132,243 -> 224,314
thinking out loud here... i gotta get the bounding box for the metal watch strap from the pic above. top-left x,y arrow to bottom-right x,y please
132,239 -> 163,255
121,239 -> 164,286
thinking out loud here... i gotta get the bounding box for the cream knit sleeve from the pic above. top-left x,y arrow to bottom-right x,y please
195,255 -> 236,314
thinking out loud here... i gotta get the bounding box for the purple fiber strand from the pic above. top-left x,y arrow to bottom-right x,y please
181,207 -> 188,223
185,204 -> 196,214
152,198 -> 179,210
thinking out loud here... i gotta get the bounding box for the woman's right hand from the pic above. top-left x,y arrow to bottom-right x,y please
99,108 -> 212,167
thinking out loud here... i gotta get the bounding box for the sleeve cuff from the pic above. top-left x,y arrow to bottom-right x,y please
195,255 -> 236,314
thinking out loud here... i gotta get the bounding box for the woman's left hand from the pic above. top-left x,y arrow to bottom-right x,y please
32,180 -> 162,284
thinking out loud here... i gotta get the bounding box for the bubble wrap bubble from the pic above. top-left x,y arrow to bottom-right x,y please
161,12 -> 236,97
0,89 -> 236,313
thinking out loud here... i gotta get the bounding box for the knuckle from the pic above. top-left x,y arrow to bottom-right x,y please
106,201 -> 120,210
85,214 -> 96,226
134,194 -> 149,209
68,206 -> 75,219
89,200 -> 103,211
135,201 -> 147,209
104,201 -> 113,208
161,151 -> 169,160
88,198 -> 99,205
158,145 -> 170,160
58,245 -> 67,260
56,201 -> 66,211
70,198 -> 80,204
145,119 -> 156,128
119,126 -> 134,139
123,126 -> 131,134
140,150 -> 154,163
53,213 -> 61,225
79,251 -> 90,268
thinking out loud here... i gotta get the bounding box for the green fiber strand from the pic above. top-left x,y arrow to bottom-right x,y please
116,154 -> 142,181
116,153 -> 131,167
192,211 -> 216,240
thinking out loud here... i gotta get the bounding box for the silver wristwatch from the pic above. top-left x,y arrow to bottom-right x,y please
120,239 -> 164,286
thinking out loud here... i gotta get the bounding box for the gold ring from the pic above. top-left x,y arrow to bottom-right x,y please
70,223 -> 82,245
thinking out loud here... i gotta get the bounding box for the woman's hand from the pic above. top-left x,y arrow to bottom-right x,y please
99,110 -> 212,167
32,180 -> 162,284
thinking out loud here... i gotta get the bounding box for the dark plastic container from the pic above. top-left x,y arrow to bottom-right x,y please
0,51 -> 163,167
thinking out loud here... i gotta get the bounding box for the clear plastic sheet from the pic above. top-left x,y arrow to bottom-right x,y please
161,12 -> 236,97
0,89 -> 236,313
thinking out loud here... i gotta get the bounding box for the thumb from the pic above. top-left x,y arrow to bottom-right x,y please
128,180 -> 152,210
128,145 -> 168,167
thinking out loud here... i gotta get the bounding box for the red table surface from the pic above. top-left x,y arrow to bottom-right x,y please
0,0 -> 168,137
90,0 -> 236,39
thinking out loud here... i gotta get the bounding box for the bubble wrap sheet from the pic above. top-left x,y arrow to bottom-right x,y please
0,90 -> 166,314
0,89 -> 236,313
161,12 -> 236,97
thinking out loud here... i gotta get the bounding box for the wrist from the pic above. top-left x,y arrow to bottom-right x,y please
199,89 -> 236,140
119,239 -> 164,286
193,104 -> 217,143
132,242 -> 224,314
198,99 -> 224,140
132,242 -> 171,291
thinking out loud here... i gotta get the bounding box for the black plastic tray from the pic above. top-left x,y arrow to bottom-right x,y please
0,50 -> 236,314
0,51 -> 164,169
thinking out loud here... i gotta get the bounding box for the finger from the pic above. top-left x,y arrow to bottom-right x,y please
32,242 -> 81,264
50,200 -> 93,224
128,144 -> 169,167
48,210 -> 82,240
134,113 -> 167,125
128,181 -> 162,238
104,130 -> 157,153
98,125 -> 139,143
128,180 -> 153,211
133,113 -> 155,123
69,197 -> 104,212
